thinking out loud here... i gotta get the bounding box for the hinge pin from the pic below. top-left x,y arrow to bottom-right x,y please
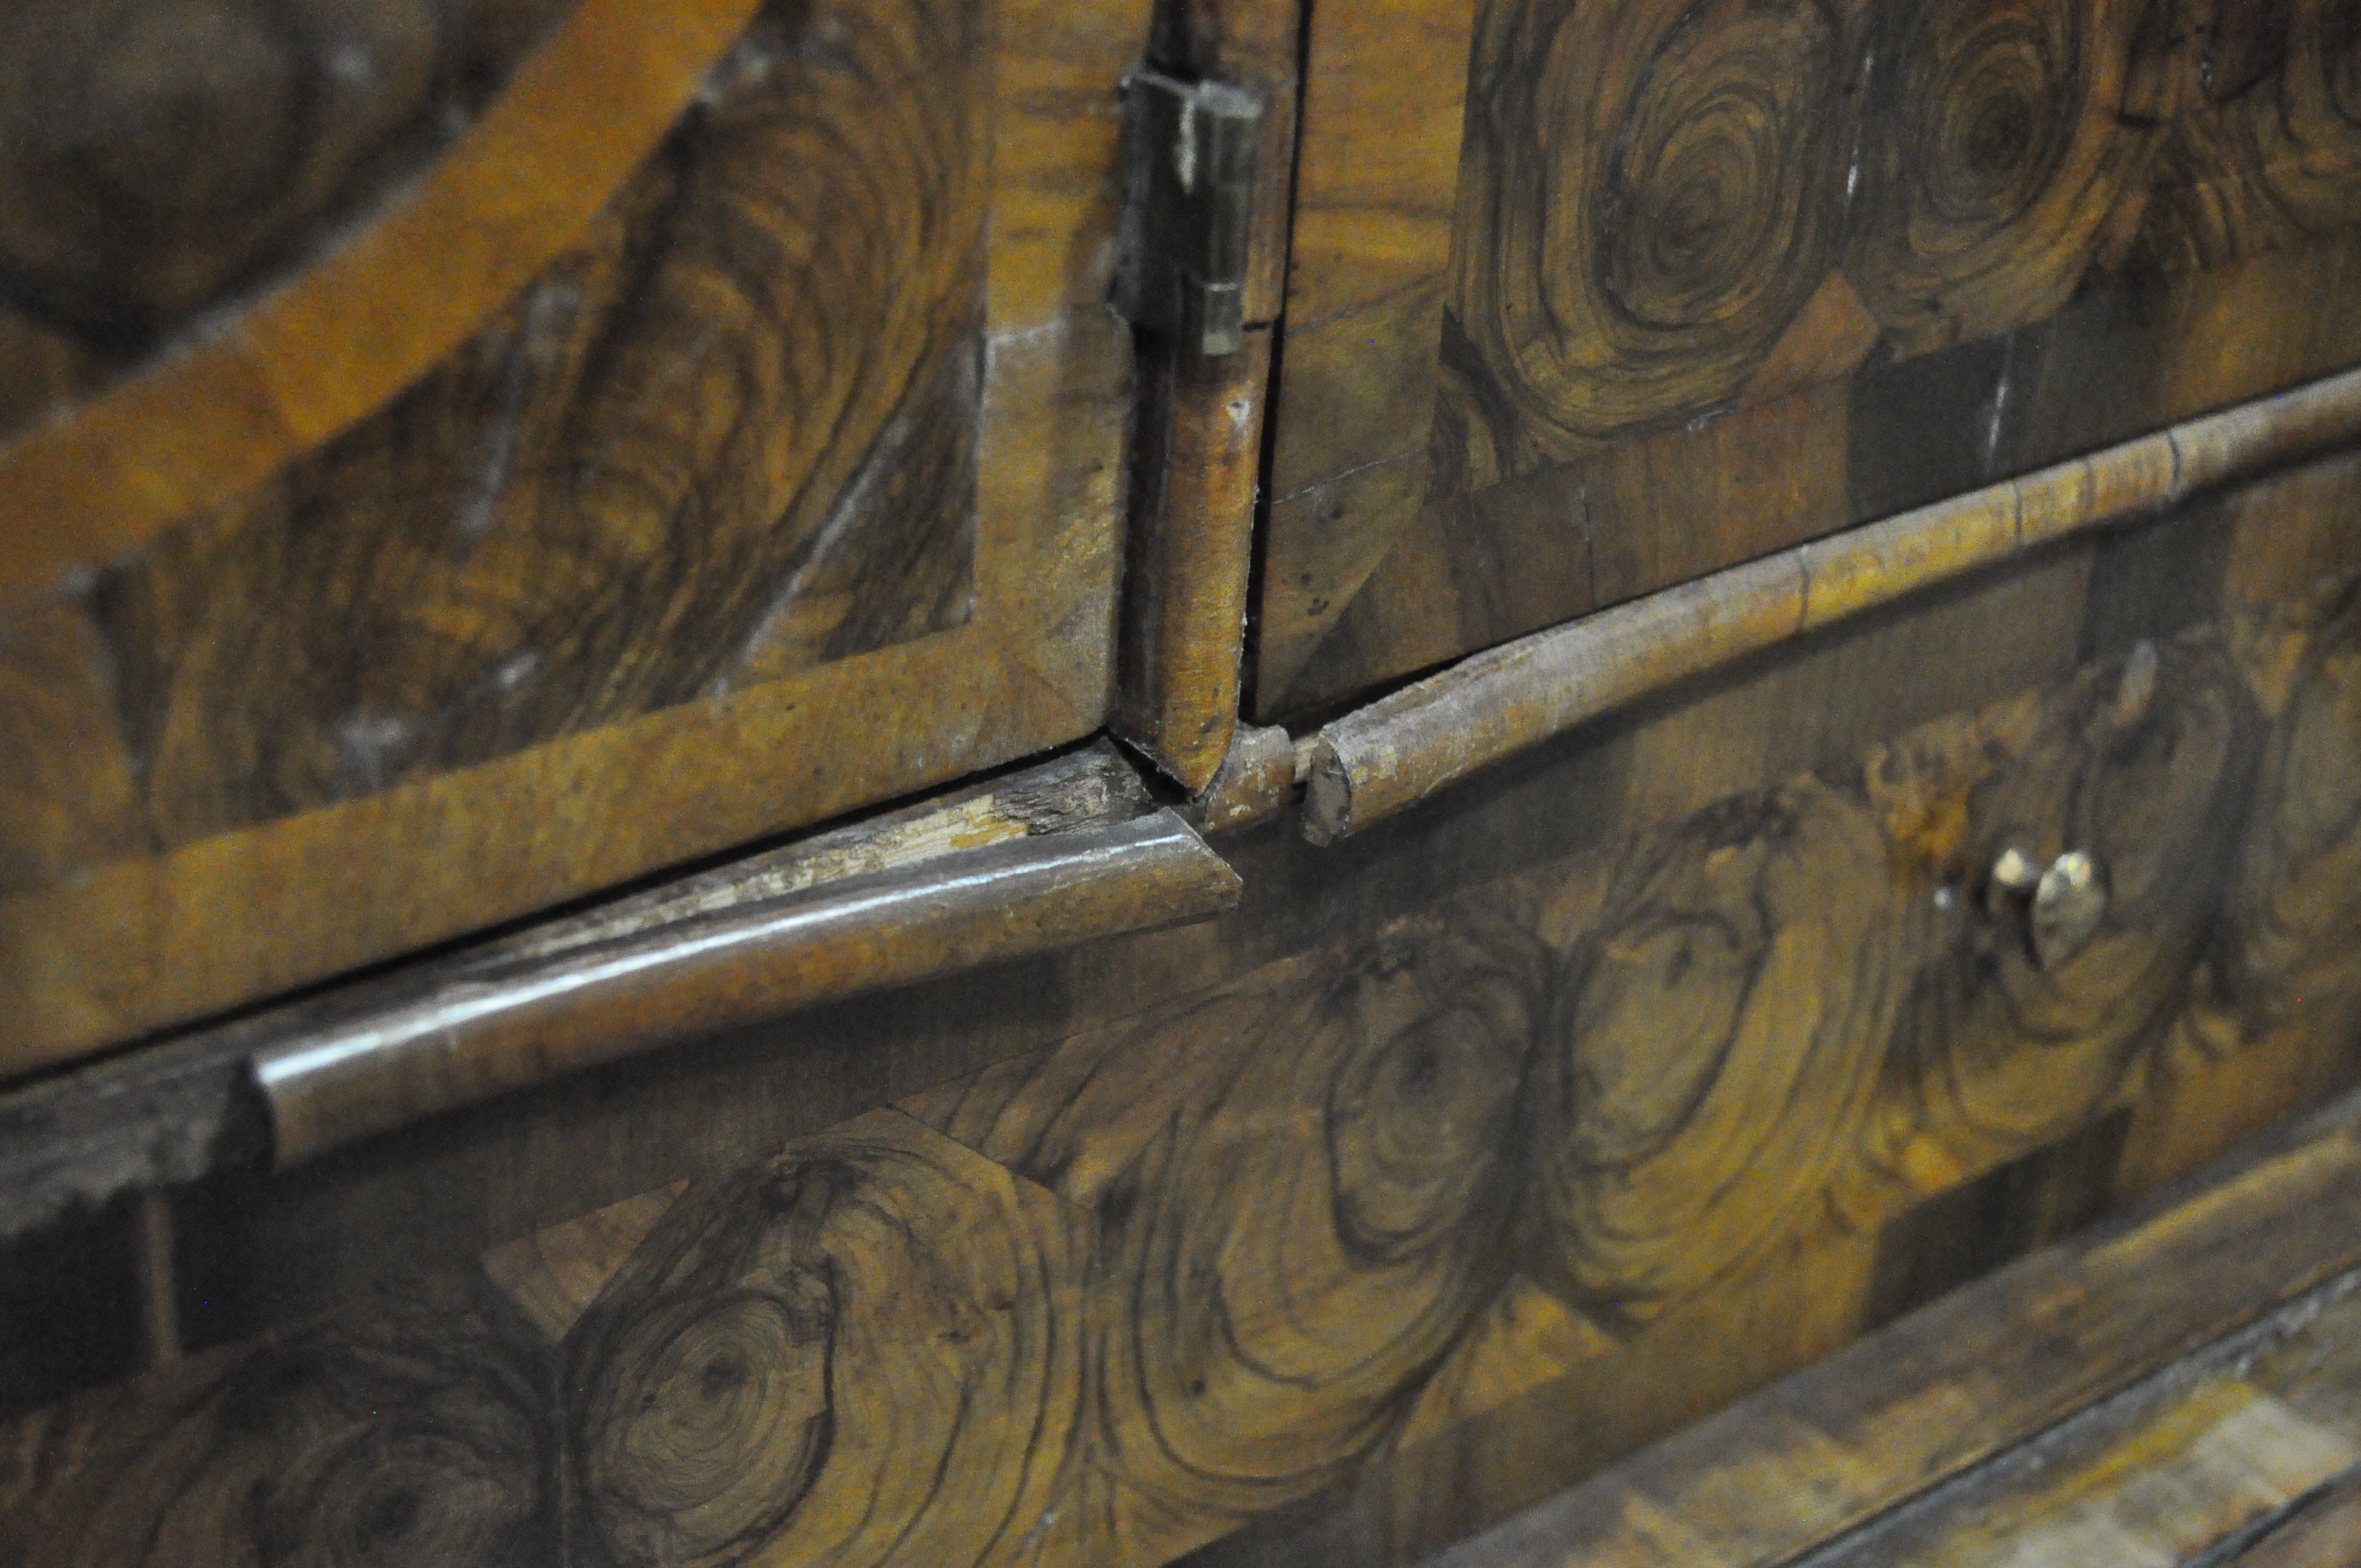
1112,67 -> 1264,357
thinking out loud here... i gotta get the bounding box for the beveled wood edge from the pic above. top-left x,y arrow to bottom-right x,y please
1418,1086 -> 2361,1568
0,0 -> 769,601
1303,366 -> 2361,843
0,743 -> 1238,1229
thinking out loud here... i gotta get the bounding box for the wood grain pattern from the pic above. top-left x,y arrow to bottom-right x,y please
1303,368 -> 2361,843
80,0 -> 986,849
1905,637 -> 2262,1169
0,0 -> 1146,1076
2115,536 -> 2361,1200
481,1181 -> 686,1343
1406,1095 -> 2361,1568
562,1112 -> 1082,1568
0,0 -> 575,358
1256,0 -> 2361,719
0,1270 -> 556,1568
1192,470 -> 2361,1566
1845,0 -> 2173,358
1447,0 -> 1862,469
1790,1279 -> 2361,1567
911,910 -> 1552,1562
0,0 -> 757,595
2139,0 -> 2361,272
0,1110 -> 1083,1568
1525,775 -> 1924,1320
14,500 -> 2357,1566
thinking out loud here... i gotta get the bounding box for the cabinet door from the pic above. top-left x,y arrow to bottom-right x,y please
0,0 -> 1144,1073
1255,0 -> 2361,719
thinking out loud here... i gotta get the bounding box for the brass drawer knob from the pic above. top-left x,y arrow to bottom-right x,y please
1989,847 -> 2108,968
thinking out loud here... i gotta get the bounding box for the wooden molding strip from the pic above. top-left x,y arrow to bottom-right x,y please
253,777 -> 1239,1165
0,745 -> 1237,1219
1304,367 -> 2361,843
1185,721 -> 1299,834
1115,331 -> 1272,791
0,0 -> 766,600
1112,0 -> 1302,792
1419,1088 -> 2361,1568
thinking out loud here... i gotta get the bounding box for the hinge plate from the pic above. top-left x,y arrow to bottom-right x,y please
1112,67 -> 1264,357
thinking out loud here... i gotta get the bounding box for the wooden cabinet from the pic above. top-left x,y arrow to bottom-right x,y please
4,2 -> 2361,1565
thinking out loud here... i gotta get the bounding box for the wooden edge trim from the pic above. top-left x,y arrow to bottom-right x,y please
1184,721 -> 1299,834
1304,367 -> 2361,843
253,807 -> 1239,1165
0,747 -> 1231,1227
1422,1088 -> 2361,1568
0,0 -> 768,600
1112,331 -> 1272,791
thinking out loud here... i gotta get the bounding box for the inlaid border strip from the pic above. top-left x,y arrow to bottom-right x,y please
1303,367 -> 2361,843
0,0 -> 770,600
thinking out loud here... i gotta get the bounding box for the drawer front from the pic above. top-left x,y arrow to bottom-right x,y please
9,446 -> 2361,1568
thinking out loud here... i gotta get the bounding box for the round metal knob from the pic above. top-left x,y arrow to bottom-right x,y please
1987,847 -> 2108,968
2030,850 -> 2107,968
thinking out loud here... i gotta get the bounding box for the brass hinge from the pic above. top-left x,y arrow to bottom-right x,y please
1112,67 -> 1264,357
